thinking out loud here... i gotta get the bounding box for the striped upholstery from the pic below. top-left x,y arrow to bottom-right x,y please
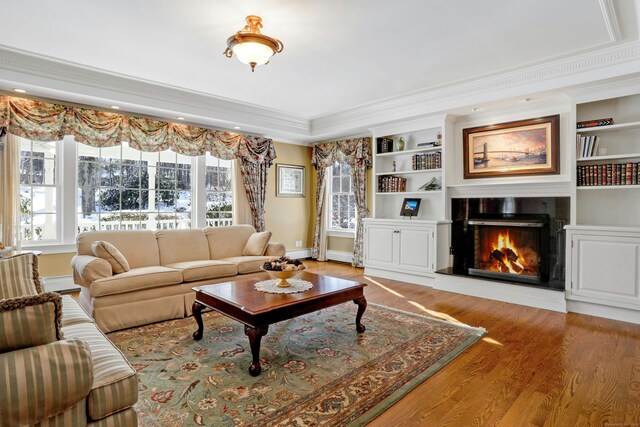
87,407 -> 138,427
0,253 -> 44,298
62,323 -> 138,420
36,398 -> 88,427
0,338 -> 93,426
0,292 -> 63,353
61,295 -> 94,327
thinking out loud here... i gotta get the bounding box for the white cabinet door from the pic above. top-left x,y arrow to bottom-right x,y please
397,226 -> 433,273
364,224 -> 397,268
570,233 -> 640,308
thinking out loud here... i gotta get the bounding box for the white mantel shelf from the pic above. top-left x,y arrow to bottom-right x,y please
448,181 -> 572,198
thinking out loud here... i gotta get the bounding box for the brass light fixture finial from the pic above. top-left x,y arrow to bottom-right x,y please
224,15 -> 284,72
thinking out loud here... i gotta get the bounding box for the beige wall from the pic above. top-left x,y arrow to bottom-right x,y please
39,253 -> 74,277
264,142 -> 313,251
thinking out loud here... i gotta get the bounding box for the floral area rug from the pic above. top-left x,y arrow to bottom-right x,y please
108,303 -> 485,426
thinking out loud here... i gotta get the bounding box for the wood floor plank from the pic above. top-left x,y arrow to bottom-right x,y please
301,261 -> 640,426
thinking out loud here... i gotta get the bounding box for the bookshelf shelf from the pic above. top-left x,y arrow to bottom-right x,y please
375,146 -> 441,157
376,191 -> 442,196
577,120 -> 640,133
577,152 -> 640,162
577,185 -> 640,190
376,168 -> 442,176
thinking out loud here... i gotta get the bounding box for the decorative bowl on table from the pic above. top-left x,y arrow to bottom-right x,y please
260,256 -> 307,288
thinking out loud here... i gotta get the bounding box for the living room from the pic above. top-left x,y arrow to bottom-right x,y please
1,1 -> 640,425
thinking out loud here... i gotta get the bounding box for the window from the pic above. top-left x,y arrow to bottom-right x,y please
328,161 -> 356,231
19,139 -> 59,242
205,154 -> 233,227
77,141 -> 193,231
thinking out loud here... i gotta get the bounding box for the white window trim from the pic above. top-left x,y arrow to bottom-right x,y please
21,136 -> 234,251
325,163 -> 356,237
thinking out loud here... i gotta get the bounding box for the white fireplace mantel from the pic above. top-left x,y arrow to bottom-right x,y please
447,181 -> 571,199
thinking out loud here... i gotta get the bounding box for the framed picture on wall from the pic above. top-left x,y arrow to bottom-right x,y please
276,164 -> 305,197
463,115 -> 559,179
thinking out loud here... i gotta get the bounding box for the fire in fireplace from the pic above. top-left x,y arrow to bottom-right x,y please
467,216 -> 549,284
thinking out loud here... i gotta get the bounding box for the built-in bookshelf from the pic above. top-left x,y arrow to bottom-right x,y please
369,118 -> 447,220
574,92 -> 640,227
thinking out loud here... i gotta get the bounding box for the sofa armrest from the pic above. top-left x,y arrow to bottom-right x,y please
265,242 -> 286,257
0,339 -> 93,425
72,255 -> 112,287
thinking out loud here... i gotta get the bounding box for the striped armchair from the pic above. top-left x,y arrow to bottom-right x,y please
0,253 -> 138,426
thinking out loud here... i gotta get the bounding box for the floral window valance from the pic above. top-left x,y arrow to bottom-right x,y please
0,96 -> 275,164
311,137 -> 372,169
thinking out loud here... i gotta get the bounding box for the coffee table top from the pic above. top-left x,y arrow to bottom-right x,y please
193,271 -> 365,316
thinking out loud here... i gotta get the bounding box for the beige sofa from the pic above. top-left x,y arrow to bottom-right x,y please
72,225 -> 285,333
1,253 -> 137,426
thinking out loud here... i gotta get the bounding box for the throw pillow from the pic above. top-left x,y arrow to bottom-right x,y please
92,241 -> 130,274
0,292 -> 63,353
0,253 -> 43,299
242,231 -> 272,256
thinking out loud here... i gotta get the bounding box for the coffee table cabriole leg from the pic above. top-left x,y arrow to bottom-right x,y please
192,301 -> 205,340
353,297 -> 367,333
244,325 -> 269,376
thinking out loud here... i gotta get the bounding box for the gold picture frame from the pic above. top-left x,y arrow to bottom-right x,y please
463,115 -> 559,179
276,164 -> 305,198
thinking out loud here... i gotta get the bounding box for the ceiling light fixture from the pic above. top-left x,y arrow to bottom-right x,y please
13,88 -> 26,93
471,107 -> 481,112
234,126 -> 241,130
177,117 -> 185,121
224,15 -> 283,72
110,105 -> 120,110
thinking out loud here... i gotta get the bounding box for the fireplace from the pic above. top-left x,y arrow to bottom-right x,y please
446,197 -> 569,291
467,215 -> 548,284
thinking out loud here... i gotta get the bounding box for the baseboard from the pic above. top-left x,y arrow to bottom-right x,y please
434,272 -> 567,313
43,275 -> 81,294
326,250 -> 352,263
363,267 -> 435,287
286,248 -> 312,259
567,300 -> 640,324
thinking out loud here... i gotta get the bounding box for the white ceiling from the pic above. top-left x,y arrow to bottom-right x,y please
0,0 -> 639,141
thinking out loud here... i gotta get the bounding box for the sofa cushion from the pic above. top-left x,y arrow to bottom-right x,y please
156,229 -> 210,265
218,256 -> 274,274
165,260 -> 238,282
61,295 -> 94,327
92,241 -> 130,274
0,253 -> 44,298
77,230 -> 160,268
242,231 -> 272,256
62,323 -> 138,421
90,266 -> 183,297
0,292 -> 63,353
205,225 -> 256,259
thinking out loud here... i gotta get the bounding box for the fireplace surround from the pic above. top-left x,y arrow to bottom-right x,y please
446,197 -> 569,291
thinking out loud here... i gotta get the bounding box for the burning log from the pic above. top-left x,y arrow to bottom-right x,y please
490,249 -> 506,266
503,248 -> 518,263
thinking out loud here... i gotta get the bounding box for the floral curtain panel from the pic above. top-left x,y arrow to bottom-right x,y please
0,95 -> 276,164
311,137 -> 371,267
0,95 -> 276,231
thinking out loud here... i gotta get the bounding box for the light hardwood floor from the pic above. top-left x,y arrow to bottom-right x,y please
303,260 -> 640,427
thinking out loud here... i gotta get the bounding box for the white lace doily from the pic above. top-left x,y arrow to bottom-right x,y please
254,279 -> 314,294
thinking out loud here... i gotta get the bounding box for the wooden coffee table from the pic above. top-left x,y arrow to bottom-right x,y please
192,271 -> 367,376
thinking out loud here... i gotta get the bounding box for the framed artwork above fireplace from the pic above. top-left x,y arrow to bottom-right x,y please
463,115 -> 560,179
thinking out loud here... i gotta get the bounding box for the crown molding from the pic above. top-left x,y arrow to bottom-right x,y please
311,41 -> 640,138
0,45 -> 311,141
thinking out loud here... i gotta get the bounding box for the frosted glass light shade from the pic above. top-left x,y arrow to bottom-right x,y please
233,42 -> 274,66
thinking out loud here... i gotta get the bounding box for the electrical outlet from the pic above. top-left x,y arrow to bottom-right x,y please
295,240 -> 302,247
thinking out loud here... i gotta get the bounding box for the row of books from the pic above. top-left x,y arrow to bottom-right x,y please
576,118 -> 614,129
378,176 -> 407,193
577,135 -> 600,158
376,137 -> 394,153
577,163 -> 640,186
412,152 -> 441,170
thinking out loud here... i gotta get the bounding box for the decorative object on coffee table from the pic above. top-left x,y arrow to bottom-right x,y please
260,256 -> 306,288
254,278 -> 314,294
